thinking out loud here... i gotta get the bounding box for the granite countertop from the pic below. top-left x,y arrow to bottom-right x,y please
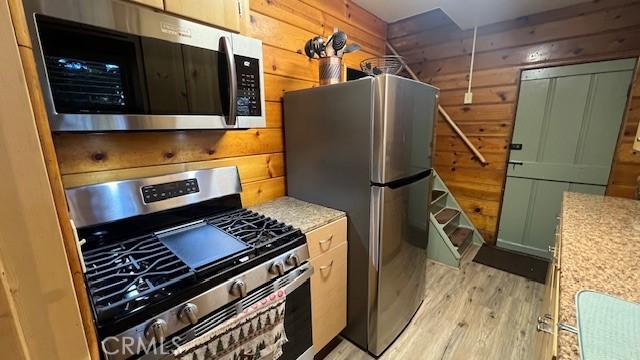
249,196 -> 345,233
558,192 -> 640,359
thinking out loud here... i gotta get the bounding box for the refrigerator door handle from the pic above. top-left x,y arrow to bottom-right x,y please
371,169 -> 431,189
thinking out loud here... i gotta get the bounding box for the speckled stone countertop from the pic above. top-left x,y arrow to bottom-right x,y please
249,196 -> 345,233
558,192 -> 640,359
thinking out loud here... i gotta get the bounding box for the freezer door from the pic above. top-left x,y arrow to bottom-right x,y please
368,171 -> 431,355
372,75 -> 438,184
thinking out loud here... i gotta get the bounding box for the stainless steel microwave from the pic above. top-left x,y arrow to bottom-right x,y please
21,0 -> 266,131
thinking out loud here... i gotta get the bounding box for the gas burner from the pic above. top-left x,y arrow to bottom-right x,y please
208,209 -> 300,248
83,236 -> 195,322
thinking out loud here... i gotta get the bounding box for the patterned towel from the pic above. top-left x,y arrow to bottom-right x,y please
174,289 -> 288,360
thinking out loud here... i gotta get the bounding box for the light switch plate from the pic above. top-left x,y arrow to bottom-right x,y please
464,92 -> 473,104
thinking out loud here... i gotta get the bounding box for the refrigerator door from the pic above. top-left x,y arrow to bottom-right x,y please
372,74 -> 439,184
368,170 -> 431,355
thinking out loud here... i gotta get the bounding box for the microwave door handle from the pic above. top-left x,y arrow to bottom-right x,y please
221,36 -> 238,126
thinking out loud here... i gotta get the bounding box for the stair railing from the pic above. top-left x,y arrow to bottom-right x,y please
385,42 -> 489,165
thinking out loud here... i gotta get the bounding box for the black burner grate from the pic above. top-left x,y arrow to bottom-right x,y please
83,236 -> 194,321
208,209 -> 300,248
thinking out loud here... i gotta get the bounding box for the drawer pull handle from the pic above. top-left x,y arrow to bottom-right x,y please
318,235 -> 333,249
548,245 -> 556,253
536,322 -> 553,334
537,314 -> 552,324
319,260 -> 334,272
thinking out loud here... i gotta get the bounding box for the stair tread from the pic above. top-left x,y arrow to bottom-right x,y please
432,189 -> 446,202
450,227 -> 473,247
435,208 -> 459,224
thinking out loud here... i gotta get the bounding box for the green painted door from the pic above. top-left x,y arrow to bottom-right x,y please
498,59 -> 636,258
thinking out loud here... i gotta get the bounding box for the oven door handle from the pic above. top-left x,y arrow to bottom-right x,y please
283,263 -> 314,294
221,36 -> 238,127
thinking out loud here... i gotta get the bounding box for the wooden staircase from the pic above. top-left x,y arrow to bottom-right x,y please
428,170 -> 485,268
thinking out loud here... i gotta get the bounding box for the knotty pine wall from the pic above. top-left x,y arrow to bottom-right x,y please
388,0 -> 640,243
54,0 -> 386,205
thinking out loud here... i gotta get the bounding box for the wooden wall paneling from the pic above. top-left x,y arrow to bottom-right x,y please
240,176 -> 286,206
426,67 -> 520,91
54,129 -> 284,174
415,28 -> 640,75
247,11 -> 315,52
263,44 -> 319,82
394,0 -> 640,55
344,0 -> 387,38
62,153 -> 286,188
439,85 -> 518,106
435,134 -> 510,154
265,73 -> 317,101
299,0 -> 387,39
406,3 -> 640,62
436,121 -> 513,137
266,101 -> 284,128
441,103 -> 515,121
608,67 -> 640,196
390,0 -> 640,242
1,1 -> 92,358
249,0 -> 324,35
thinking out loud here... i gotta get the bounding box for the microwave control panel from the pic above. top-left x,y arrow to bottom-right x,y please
141,179 -> 199,204
235,55 -> 262,117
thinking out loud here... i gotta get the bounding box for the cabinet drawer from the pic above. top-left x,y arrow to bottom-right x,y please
164,0 -> 241,32
310,241 -> 347,353
305,217 -> 347,259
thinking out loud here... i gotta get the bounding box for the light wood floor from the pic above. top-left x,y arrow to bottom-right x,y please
324,245 -> 545,360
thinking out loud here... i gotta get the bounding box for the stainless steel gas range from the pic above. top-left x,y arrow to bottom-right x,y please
65,167 -> 313,360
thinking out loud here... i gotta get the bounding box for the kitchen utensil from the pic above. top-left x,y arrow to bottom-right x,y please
343,43 -> 361,54
332,31 -> 347,56
312,36 -> 325,58
304,39 -> 316,59
360,55 -> 405,76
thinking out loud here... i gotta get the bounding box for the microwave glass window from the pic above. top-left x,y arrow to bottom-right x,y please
36,15 -> 233,116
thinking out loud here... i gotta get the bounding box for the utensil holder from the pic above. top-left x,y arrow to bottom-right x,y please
319,56 -> 343,86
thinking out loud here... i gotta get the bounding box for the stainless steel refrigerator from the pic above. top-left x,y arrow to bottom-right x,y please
283,74 -> 439,356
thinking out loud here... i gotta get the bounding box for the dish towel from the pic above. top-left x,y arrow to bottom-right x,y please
174,289 -> 288,360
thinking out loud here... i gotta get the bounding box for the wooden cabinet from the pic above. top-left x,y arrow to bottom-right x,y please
536,219 -> 562,359
306,217 -> 347,258
164,0 -> 242,32
306,218 -> 348,353
128,0 -> 163,9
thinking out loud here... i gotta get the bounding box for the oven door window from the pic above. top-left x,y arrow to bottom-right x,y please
36,15 -> 228,116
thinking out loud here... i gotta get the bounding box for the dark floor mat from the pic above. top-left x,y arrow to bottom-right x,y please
473,245 -> 549,284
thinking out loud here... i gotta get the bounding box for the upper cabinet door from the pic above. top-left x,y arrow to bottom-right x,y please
129,0 -> 164,9
164,0 -> 242,32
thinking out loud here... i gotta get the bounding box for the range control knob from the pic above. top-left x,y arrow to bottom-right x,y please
286,254 -> 300,267
145,319 -> 168,343
269,260 -> 285,276
178,303 -> 199,325
230,279 -> 247,298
